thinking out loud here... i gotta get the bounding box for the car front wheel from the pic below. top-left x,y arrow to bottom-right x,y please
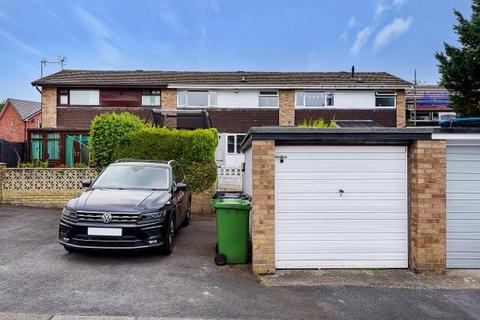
160,217 -> 175,255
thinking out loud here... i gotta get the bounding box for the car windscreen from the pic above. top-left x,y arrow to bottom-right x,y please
92,165 -> 170,190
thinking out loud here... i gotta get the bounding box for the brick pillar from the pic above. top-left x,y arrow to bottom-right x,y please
409,140 -> 447,274
41,87 -> 57,128
279,90 -> 295,126
251,140 -> 276,274
0,162 -> 6,204
161,89 -> 177,128
396,90 -> 406,128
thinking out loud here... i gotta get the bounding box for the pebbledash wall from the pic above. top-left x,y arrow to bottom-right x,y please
243,128 -> 451,275
0,164 -> 213,214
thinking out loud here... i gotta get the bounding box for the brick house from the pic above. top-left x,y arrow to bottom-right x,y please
0,98 -> 41,143
30,69 -> 410,166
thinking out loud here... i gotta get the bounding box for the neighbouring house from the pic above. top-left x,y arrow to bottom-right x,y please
0,99 -> 41,166
30,69 -> 411,166
0,98 -> 41,143
406,85 -> 455,126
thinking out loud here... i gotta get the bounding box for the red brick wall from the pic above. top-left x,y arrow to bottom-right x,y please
0,103 -> 25,142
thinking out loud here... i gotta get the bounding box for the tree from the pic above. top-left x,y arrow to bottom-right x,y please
436,0 -> 480,117
0,100 -> 4,112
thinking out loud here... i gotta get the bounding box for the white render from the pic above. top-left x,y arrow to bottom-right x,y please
274,145 -> 408,269
446,145 -> 480,268
332,90 -> 376,109
177,88 -> 385,109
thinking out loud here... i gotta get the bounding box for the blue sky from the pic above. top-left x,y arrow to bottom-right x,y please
0,0 -> 472,102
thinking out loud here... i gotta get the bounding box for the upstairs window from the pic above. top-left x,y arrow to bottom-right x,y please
296,91 -> 334,107
375,91 -> 396,107
258,90 -> 278,107
69,90 -> 99,106
59,89 -> 69,105
177,90 -> 217,107
141,89 -> 161,106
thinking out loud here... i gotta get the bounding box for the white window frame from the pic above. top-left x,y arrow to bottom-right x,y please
177,89 -> 217,107
295,90 -> 335,108
141,90 -> 161,106
226,134 -> 245,154
375,91 -> 397,108
258,90 -> 279,108
69,90 -> 100,106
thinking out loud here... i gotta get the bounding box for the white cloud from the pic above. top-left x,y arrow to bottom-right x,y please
373,17 -> 412,51
350,26 -> 374,55
0,27 -> 40,56
374,1 -> 388,19
393,0 -> 408,7
158,8 -> 185,33
72,5 -> 123,64
348,17 -> 357,28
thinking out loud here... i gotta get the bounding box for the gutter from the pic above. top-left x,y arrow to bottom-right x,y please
167,84 -> 412,90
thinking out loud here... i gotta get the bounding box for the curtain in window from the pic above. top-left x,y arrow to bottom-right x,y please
47,133 -> 60,160
30,138 -> 42,160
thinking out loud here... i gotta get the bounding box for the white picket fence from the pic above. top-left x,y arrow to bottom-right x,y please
217,166 -> 243,192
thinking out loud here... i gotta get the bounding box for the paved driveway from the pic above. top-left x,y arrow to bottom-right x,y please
1,205 -> 480,320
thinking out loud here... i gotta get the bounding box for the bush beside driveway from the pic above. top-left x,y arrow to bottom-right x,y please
1,205 -> 480,320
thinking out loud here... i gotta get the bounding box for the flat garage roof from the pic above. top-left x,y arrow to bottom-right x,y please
241,127 -> 480,151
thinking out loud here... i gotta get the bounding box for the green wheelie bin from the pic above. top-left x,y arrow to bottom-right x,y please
210,192 -> 252,265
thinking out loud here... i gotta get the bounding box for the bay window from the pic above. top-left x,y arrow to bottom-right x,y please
375,91 -> 396,107
296,91 -> 334,107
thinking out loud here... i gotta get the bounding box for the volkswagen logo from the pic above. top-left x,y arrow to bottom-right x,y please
102,212 -> 112,223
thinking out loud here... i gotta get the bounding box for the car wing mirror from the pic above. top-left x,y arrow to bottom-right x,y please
81,179 -> 92,188
171,182 -> 177,192
176,182 -> 187,191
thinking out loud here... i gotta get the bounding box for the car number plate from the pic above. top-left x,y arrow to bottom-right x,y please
88,227 -> 122,236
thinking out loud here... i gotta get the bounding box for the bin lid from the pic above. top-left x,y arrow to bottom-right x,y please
212,192 -> 252,201
210,198 -> 252,210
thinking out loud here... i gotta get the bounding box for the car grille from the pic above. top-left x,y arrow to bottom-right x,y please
76,211 -> 140,223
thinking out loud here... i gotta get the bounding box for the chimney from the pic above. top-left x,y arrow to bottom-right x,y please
351,65 -> 355,78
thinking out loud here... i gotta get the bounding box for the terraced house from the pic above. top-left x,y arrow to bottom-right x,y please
30,69 -> 411,166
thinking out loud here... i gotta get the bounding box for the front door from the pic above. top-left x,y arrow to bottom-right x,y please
224,134 -> 246,167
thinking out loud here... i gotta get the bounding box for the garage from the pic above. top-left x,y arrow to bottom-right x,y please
274,145 -> 408,269
447,145 -> 480,268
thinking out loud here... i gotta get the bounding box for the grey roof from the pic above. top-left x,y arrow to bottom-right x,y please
31,69 -> 411,89
6,98 -> 41,120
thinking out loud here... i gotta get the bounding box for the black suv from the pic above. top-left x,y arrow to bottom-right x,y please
59,160 -> 191,254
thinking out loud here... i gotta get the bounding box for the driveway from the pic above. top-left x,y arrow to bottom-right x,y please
1,205 -> 480,320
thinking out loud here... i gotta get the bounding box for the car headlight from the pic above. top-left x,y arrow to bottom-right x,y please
139,209 -> 166,223
62,207 -> 77,219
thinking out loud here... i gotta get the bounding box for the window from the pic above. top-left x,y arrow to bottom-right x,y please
172,162 -> 185,184
178,90 -> 217,107
375,91 -> 396,107
141,90 -> 161,106
46,133 -> 60,160
296,91 -> 334,107
236,134 -> 245,154
59,89 -> 69,105
227,134 -> 244,154
258,90 -> 278,107
30,133 -> 43,160
69,90 -> 99,106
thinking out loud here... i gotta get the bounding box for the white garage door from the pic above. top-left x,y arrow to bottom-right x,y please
447,145 -> 480,268
275,145 -> 408,269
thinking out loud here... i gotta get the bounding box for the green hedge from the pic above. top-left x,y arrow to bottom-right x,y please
115,127 -> 218,191
89,112 -> 147,167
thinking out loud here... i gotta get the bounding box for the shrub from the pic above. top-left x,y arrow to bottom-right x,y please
21,160 -> 49,168
89,112 -> 147,167
298,117 -> 336,128
115,127 -> 218,191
